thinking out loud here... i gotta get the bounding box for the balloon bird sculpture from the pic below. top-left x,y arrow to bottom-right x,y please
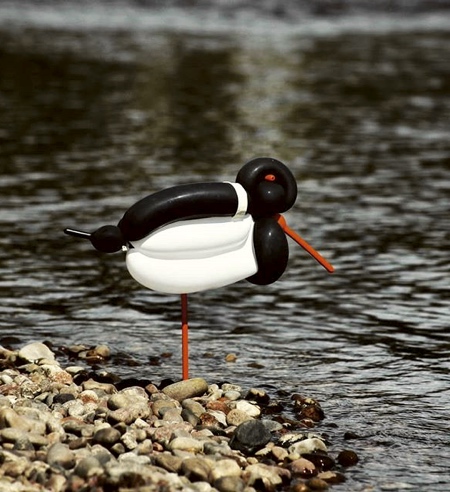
65,158 -> 334,379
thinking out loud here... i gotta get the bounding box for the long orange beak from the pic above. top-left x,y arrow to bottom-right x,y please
277,214 -> 335,273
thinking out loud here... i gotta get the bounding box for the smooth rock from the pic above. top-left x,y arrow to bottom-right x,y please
152,398 -> 179,417
290,457 -> 317,476
168,436 -> 204,453
226,408 -> 253,426
108,404 -> 150,424
271,445 -> 289,462
209,458 -> 242,481
230,419 -> 271,454
153,452 -> 183,473
93,427 -> 121,446
223,390 -> 241,401
214,476 -> 245,492
246,388 -> 270,404
162,378 -> 208,401
160,407 -> 184,423
93,345 -> 111,358
18,342 -> 55,363
289,437 -> 327,456
46,443 -> 76,469
181,408 -> 200,426
82,379 -> 116,395
261,419 -> 283,432
244,463 -> 283,488
182,399 -> 205,417
306,477 -> 329,490
181,457 -> 212,482
0,427 -> 27,443
74,456 -> 104,479
0,407 -> 33,432
234,400 -> 261,417
337,449 -> 359,467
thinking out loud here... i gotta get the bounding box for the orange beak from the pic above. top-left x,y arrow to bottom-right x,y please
277,214 -> 335,273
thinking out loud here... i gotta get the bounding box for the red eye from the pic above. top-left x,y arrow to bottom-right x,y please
264,174 -> 276,182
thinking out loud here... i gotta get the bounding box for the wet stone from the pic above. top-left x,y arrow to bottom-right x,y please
246,388 -> 270,405
288,437 -> 327,456
290,457 -> 317,477
337,449 -> 359,467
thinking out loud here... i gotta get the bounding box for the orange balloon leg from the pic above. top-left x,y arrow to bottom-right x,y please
181,293 -> 189,380
277,214 -> 335,273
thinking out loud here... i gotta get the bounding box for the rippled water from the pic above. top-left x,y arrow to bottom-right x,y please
1,2 -> 450,490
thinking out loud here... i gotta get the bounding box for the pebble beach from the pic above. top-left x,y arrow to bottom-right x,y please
0,342 -> 359,491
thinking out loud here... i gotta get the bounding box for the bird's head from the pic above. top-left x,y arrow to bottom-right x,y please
236,157 -> 297,217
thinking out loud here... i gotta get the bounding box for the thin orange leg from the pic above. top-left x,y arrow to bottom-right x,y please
181,293 -> 189,380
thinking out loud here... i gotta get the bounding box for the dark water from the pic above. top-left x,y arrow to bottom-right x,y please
1,2 -> 450,490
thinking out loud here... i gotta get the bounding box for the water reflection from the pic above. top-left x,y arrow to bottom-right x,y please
0,10 -> 450,490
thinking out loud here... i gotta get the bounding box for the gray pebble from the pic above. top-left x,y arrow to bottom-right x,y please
181,408 -> 200,426
214,475 -> 246,492
261,419 -> 283,432
93,427 -> 121,446
182,398 -> 205,417
181,456 -> 211,482
160,407 -> 183,423
74,456 -> 103,479
154,452 -> 183,473
168,436 -> 204,453
108,403 -> 150,424
46,443 -> 76,469
209,458 -> 242,481
230,420 -> 271,454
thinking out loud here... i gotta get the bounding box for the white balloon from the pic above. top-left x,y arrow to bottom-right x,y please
126,215 -> 258,294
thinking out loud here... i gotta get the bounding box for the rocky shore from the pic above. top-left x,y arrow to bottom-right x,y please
0,342 -> 358,492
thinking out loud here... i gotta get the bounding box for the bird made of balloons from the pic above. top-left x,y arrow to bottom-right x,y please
65,157 -> 334,379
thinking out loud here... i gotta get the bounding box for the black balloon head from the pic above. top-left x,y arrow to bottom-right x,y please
236,157 -> 297,217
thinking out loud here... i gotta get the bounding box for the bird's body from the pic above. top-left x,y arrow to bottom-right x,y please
126,214 -> 257,294
64,157 -> 334,379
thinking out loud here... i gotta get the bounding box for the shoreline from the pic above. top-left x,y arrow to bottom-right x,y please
0,342 -> 358,491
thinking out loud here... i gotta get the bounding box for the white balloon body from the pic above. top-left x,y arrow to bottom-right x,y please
125,215 -> 258,294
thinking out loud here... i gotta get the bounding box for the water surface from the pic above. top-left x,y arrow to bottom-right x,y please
0,3 -> 449,490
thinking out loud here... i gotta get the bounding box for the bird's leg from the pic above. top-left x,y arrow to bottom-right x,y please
181,294 -> 189,380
